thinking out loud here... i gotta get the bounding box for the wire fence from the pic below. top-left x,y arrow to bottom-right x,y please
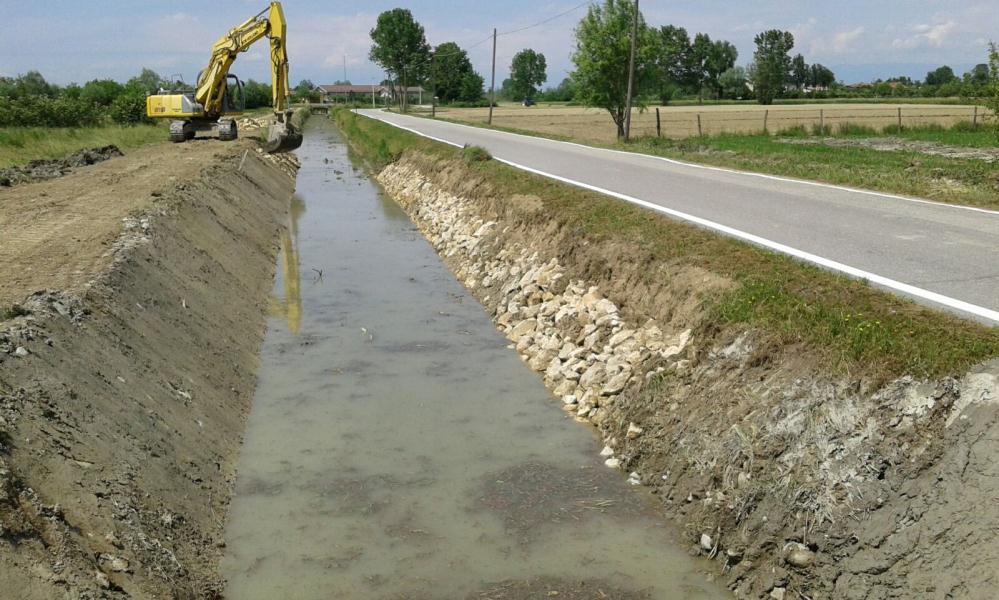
468,105 -> 995,142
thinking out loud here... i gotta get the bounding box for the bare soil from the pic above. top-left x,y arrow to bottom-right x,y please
777,136 -> 999,162
0,145 -> 123,188
0,140 -> 298,597
377,151 -> 999,599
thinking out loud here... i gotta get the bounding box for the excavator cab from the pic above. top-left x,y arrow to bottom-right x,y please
222,75 -> 246,114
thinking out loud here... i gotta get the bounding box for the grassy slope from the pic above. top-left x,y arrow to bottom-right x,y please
336,109 -> 999,382
0,125 -> 165,168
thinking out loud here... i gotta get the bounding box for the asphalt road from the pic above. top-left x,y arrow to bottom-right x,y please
357,109 -> 999,325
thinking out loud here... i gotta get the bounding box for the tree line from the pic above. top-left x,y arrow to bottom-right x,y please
0,69 -> 276,128
368,8 -> 561,108
365,3 -> 999,124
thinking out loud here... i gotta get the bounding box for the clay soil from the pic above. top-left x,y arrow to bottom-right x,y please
0,139 -> 297,598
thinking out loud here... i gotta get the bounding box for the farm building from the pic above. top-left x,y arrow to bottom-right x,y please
316,84 -> 427,105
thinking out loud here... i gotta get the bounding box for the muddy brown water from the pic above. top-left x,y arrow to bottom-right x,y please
221,120 -> 727,599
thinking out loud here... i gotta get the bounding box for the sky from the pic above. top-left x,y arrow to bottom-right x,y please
1,1 -> 995,87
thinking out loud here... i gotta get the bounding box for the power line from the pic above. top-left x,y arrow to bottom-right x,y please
499,2 -> 589,37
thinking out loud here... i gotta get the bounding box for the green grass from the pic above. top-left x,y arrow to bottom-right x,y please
633,128 -> 999,210
335,107 -> 999,381
0,124 -> 166,169
0,304 -> 29,320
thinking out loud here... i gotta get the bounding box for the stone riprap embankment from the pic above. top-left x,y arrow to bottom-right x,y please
375,153 -> 999,600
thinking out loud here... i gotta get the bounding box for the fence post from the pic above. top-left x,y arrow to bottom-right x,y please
897,107 -> 902,130
819,109 -> 824,133
697,113 -> 703,137
763,109 -> 769,134
656,107 -> 661,138
973,105 -> 978,130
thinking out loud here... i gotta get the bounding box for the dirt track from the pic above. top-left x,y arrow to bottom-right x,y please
0,139 -> 297,598
0,140 -> 257,306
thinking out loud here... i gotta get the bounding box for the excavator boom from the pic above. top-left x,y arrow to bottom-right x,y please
146,2 -> 302,153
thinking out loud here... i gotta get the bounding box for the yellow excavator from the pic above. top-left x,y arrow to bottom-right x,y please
146,2 -> 303,153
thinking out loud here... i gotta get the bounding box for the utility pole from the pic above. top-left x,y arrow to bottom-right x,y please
343,55 -> 347,83
489,28 -> 497,125
623,0 -> 639,141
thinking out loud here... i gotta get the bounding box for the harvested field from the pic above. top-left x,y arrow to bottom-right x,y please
437,103 -> 990,143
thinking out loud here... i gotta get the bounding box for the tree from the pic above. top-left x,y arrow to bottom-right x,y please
431,42 -> 481,103
925,65 -> 957,86
706,40 -> 738,99
572,0 -> 657,138
126,68 -> 163,95
498,78 -> 515,100
458,71 -> 485,103
332,80 -> 352,86
243,79 -> 272,109
540,77 -> 578,102
965,64 -> 989,86
689,33 -> 713,103
293,79 -> 315,100
791,54 -> 808,90
1,71 -> 57,99
719,66 -> 748,99
751,29 -> 794,105
80,79 -> 124,107
809,64 -> 835,89
985,42 -> 999,133
369,8 -> 431,112
655,25 -> 694,104
510,49 -> 547,100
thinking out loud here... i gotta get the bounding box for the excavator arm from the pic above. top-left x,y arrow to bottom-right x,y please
146,2 -> 301,153
196,3 -> 289,114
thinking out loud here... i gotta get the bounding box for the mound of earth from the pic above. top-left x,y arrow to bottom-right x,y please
0,145 -> 124,187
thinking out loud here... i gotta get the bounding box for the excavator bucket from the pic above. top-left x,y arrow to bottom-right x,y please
264,111 -> 303,154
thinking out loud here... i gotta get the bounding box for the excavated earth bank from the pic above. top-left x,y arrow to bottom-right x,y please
375,151 -> 999,600
0,146 -> 298,598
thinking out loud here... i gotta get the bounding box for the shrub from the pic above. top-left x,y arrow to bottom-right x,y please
109,92 -> 152,125
461,145 -> 492,163
0,95 -> 103,127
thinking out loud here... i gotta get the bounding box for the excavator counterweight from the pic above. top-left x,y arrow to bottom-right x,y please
146,2 -> 302,153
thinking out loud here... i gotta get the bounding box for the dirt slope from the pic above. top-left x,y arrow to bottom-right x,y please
0,141 -> 298,598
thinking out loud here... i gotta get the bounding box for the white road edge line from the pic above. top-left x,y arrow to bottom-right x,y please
369,109 -> 999,217
357,110 -> 999,325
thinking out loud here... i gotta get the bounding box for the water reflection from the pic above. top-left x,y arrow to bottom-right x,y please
269,194 -> 305,334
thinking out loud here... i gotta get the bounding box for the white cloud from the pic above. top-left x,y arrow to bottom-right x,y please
832,26 -> 865,53
892,20 -> 956,50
